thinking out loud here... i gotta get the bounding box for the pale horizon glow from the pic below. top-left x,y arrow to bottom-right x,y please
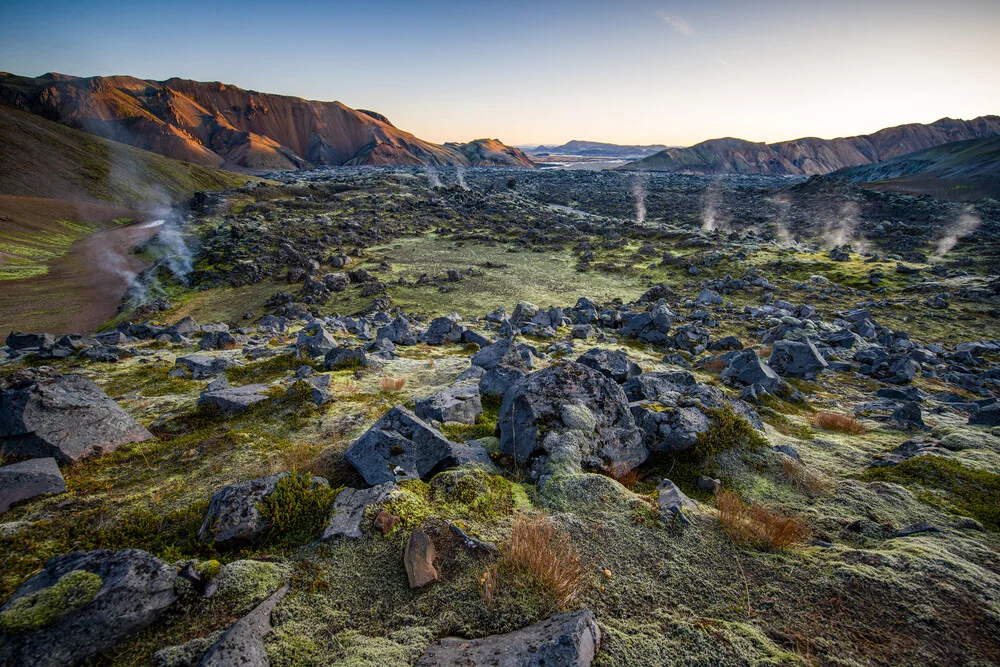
1,0 -> 998,148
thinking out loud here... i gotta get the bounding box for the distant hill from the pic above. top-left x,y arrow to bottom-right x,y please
444,138 -> 535,167
0,103 -> 252,207
825,135 -> 1000,201
529,140 -> 668,158
618,116 -> 1000,175
0,72 -> 533,172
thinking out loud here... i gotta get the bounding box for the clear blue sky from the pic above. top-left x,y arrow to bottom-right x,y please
2,0 -> 998,146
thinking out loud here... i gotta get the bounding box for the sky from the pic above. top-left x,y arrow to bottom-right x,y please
1,0 -> 998,146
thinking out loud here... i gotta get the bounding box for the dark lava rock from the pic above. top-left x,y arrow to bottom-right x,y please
0,549 -> 177,667
414,384 -> 483,425
197,384 -> 270,413
497,361 -> 647,476
767,340 -> 828,379
198,585 -> 287,667
577,347 -> 642,384
0,457 -> 66,513
345,407 -> 456,486
324,347 -> 368,370
417,609 -> 600,666
174,355 -> 235,380
0,373 -> 153,464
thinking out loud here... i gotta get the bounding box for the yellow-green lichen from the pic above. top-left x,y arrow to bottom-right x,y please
0,569 -> 103,635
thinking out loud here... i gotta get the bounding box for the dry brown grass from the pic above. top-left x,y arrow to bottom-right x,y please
716,490 -> 810,550
379,377 -> 406,392
480,514 -> 587,611
811,411 -> 866,435
781,458 -> 836,496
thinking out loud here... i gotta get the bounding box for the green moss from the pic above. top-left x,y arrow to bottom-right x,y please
0,569 -> 103,635
693,406 -> 769,474
212,559 -> 291,611
429,467 -> 531,520
197,560 -> 221,582
226,353 -> 306,385
377,484 -> 432,533
258,474 -> 340,548
859,456 -> 1000,530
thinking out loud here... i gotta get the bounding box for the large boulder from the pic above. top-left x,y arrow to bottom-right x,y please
198,585 -> 287,667
324,347 -> 367,370
0,549 -> 177,667
767,340 -> 828,379
417,609 -> 600,666
576,348 -> 641,384
0,457 -> 66,513
0,373 -> 153,464
471,338 -> 530,372
422,314 -> 464,345
5,332 -> 55,352
345,407 -> 457,486
622,371 -> 696,402
497,362 -> 647,476
414,384 -> 483,425
619,305 -> 674,344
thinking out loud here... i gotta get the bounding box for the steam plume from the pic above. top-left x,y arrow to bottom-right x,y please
935,207 -> 981,258
456,166 -> 470,191
425,166 -> 443,188
632,173 -> 648,223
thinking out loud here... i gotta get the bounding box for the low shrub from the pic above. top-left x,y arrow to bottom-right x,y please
811,412 -> 866,435
716,490 -> 810,550
693,406 -> 768,473
480,514 -> 587,614
258,473 -> 340,548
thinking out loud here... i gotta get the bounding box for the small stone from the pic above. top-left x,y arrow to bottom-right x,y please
404,527 -> 438,588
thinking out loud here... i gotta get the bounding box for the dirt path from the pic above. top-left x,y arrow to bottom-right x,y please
0,208 -> 163,334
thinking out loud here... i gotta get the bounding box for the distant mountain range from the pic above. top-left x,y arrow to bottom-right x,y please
528,140 -> 668,158
0,72 -> 535,172
617,116 -> 1000,175
826,135 -> 1000,200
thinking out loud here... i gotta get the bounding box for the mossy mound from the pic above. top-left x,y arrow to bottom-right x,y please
0,569 -> 103,635
429,467 -> 531,520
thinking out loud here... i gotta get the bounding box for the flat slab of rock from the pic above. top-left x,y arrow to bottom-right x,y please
345,407 -> 456,486
198,384 -> 270,413
199,585 -> 288,667
0,549 -> 177,666
322,483 -> 398,539
0,373 -> 153,464
0,457 -> 66,513
175,355 -> 234,379
414,384 -> 482,425
417,609 -> 600,666
577,347 -> 641,384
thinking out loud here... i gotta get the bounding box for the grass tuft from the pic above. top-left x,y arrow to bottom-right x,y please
811,412 -> 866,435
716,490 -> 811,550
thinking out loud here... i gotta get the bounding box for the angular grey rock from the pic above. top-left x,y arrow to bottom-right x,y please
619,305 -> 674,344
890,402 -> 927,430
414,384 -> 482,425
322,483 -> 398,539
576,347 -> 642,384
376,316 -> 417,346
198,384 -> 270,413
497,361 -> 647,476
471,338 -> 529,372
0,373 -> 153,464
631,404 -> 710,453
5,332 -> 55,351
721,349 -> 784,392
0,549 -> 177,667
622,371 -> 697,402
0,457 -> 66,513
324,347 -> 367,370
175,355 -> 235,379
296,325 -> 337,358
970,403 -> 1000,426
768,340 -> 828,379
478,365 -> 526,398
417,609 -> 600,666
657,479 -> 696,525
422,314 -> 463,345
571,324 -> 595,339
199,331 -> 237,351
345,407 -> 456,486
199,585 -> 288,667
